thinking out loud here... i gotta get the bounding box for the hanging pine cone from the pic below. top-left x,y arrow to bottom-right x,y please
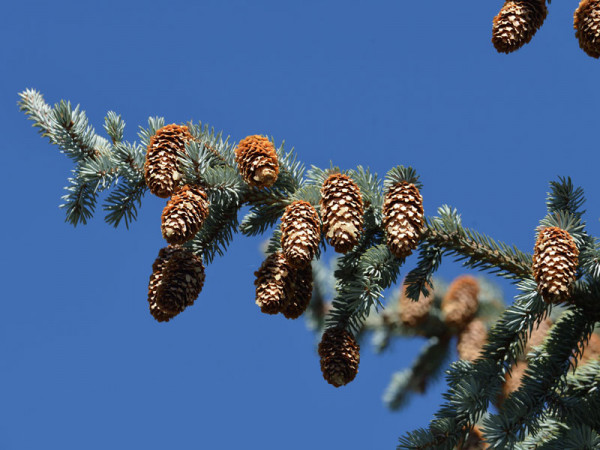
457,319 -> 487,362
161,185 -> 210,245
382,182 -> 425,259
147,246 -> 181,322
575,0 -> 600,58
398,285 -> 434,328
320,173 -> 364,254
144,124 -> 193,198
318,327 -> 360,387
254,252 -> 293,315
442,275 -> 480,330
282,265 -> 313,319
532,226 -> 579,303
492,0 -> 548,54
280,201 -> 321,268
234,135 -> 279,189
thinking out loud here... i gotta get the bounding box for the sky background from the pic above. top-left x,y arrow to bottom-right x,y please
2,1 -> 600,449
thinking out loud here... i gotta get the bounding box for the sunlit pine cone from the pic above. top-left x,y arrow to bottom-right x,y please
254,252 -> 293,315
154,246 -> 205,315
161,185 -> 210,245
578,333 -> 600,365
280,201 -> 321,269
532,227 -> 579,303
147,246 -> 181,322
234,135 -> 279,188
575,0 -> 600,58
441,275 -> 480,330
318,327 -> 360,387
282,265 -> 313,319
144,124 -> 193,198
457,319 -> 487,362
492,0 -> 548,54
320,173 -> 364,253
398,285 -> 434,328
382,182 -> 424,259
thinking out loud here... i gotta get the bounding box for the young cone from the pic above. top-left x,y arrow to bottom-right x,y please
320,173 -> 364,254
457,319 -> 487,362
382,182 -> 424,259
254,252 -> 293,315
282,264 -> 313,319
492,0 -> 548,54
398,285 -> 434,328
318,327 -> 360,387
161,185 -> 210,245
234,135 -> 279,188
574,0 -> 600,58
532,226 -> 579,303
144,124 -> 193,198
441,275 -> 479,330
280,200 -> 321,268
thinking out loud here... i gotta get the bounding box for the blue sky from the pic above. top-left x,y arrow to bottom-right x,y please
2,1 -> 600,449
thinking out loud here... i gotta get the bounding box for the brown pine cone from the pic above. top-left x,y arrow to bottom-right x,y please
578,333 -> 600,365
523,318 -> 553,358
148,246 -> 181,322
280,200 -> 321,268
502,362 -> 528,399
144,124 -> 193,198
575,0 -> 600,58
320,173 -> 364,254
234,135 -> 279,188
462,425 -> 489,450
492,0 -> 548,54
282,264 -> 313,319
318,327 -> 360,387
382,182 -> 424,259
532,227 -> 579,304
254,252 -> 293,315
457,319 -> 487,362
398,285 -> 434,328
161,185 -> 210,245
442,275 -> 480,330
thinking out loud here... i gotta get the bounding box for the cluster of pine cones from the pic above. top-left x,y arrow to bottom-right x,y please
492,0 -> 600,58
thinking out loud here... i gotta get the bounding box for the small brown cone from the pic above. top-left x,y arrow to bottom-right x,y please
282,265 -> 313,319
578,333 -> 600,365
144,124 -> 193,198
320,173 -> 364,253
442,275 -> 480,330
398,286 -> 434,328
234,135 -> 279,188
575,0 -> 600,58
532,227 -> 579,304
318,327 -> 360,387
280,201 -> 321,268
382,182 -> 424,259
161,185 -> 210,245
457,319 -> 487,362
492,0 -> 548,54
254,252 -> 293,315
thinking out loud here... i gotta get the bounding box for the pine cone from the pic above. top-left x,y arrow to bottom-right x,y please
280,201 -> 321,268
161,185 -> 210,245
318,327 -> 360,387
234,135 -> 279,188
382,182 -> 424,259
320,173 -> 364,253
523,318 -> 553,358
442,275 -> 480,330
502,362 -> 528,399
579,333 -> 600,365
144,124 -> 193,198
398,285 -> 434,328
457,319 -> 487,362
532,227 -> 579,303
254,252 -> 293,315
147,246 -> 181,322
575,0 -> 600,58
492,0 -> 548,54
462,425 -> 489,450
282,264 -> 313,319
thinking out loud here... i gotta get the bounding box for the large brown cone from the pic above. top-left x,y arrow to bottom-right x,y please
320,173 -> 364,254
254,252 -> 293,315
161,185 -> 210,245
144,124 -> 193,198
282,265 -> 313,319
457,319 -> 487,362
575,0 -> 600,58
382,182 -> 424,259
532,227 -> 579,304
318,327 -> 360,387
234,135 -> 279,188
398,285 -> 434,328
441,275 -> 479,330
280,201 -> 321,268
492,0 -> 548,54
147,246 -> 181,322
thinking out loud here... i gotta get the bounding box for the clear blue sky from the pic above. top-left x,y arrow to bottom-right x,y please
2,1 -> 600,449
